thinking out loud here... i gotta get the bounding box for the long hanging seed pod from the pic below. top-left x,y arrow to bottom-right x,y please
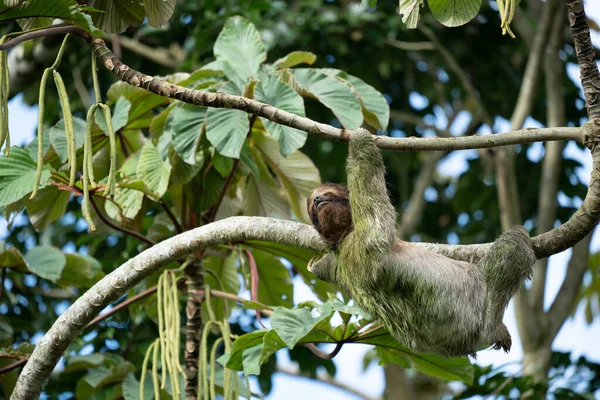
0,35 -> 9,155
198,286 -> 236,400
82,104 -> 98,230
53,71 -> 77,186
97,103 -> 117,197
30,68 -> 52,199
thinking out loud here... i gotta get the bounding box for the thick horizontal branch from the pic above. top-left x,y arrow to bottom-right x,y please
0,25 -> 586,151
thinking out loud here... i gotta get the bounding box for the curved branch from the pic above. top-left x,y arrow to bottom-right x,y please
11,168 -> 600,398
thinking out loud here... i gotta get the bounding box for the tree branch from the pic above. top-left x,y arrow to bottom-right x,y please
12,189 -> 600,398
566,0 -> 600,120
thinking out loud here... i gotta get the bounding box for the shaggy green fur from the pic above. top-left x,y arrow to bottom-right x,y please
309,129 -> 536,357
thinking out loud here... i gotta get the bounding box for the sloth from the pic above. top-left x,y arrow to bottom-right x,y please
307,129 -> 536,357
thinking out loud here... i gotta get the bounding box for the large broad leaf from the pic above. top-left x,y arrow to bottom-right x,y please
75,362 -> 135,399
122,373 -> 154,400
137,141 -> 172,198
170,105 -> 207,165
270,306 -> 333,349
252,249 -> 293,308
320,71 -> 390,132
0,147 -> 51,207
253,133 -> 321,223
244,241 -> 337,302
95,96 -> 132,134
273,51 -> 317,70
24,246 -> 66,283
202,253 -> 240,322
255,73 -> 307,156
26,186 -> 70,232
90,0 -> 145,33
168,145 -> 203,185
224,331 -> 266,371
144,0 -> 176,27
291,69 -> 362,130
357,328 -> 474,383
0,242 -> 28,273
0,0 -> 99,34
206,108 -> 249,158
49,117 -> 87,163
57,254 -> 104,289
399,0 -> 424,29
105,186 -> 144,221
241,152 -> 290,220
107,82 -> 169,126
213,16 -> 266,82
429,0 -> 482,27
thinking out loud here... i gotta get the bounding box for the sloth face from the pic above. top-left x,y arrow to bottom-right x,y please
307,183 -> 352,246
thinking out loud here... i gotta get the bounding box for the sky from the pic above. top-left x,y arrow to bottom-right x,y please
3,2 -> 600,399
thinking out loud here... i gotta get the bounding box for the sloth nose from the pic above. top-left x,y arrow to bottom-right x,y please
314,196 -> 324,206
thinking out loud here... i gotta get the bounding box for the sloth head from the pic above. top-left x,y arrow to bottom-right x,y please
307,183 -> 353,246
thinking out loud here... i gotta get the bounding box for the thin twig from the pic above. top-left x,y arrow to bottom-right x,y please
0,267 -> 6,303
160,200 -> 184,234
89,196 -> 156,246
86,285 -> 159,327
0,358 -> 27,375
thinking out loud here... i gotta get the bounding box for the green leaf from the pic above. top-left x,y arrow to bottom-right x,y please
399,0 -> 424,29
254,133 -> 321,223
291,69 -> 363,130
214,16 -> 266,82
259,330 -> 287,364
49,117 -> 86,163
0,316 -> 14,347
252,249 -> 293,307
0,342 -> 35,359
168,145 -> 203,185
0,147 -> 51,207
0,0 -> 99,34
255,74 -> 307,156
242,343 -> 264,376
357,328 -> 474,383
271,306 -> 333,349
225,330 -> 266,371
274,51 -> 317,70
0,243 -> 28,273
122,373 -> 154,400
429,0 -> 482,27
91,0 -> 145,33
171,105 -> 207,165
26,185 -> 70,232
95,96 -> 131,134
206,108 -> 249,158
105,186 -> 144,221
137,141 -> 172,198
203,253 -> 240,322
144,0 -> 176,27
345,75 -> 389,131
212,152 -> 234,178
107,82 -> 169,125
244,240 -> 337,302
242,156 -> 290,220
57,254 -> 104,289
24,246 -> 66,283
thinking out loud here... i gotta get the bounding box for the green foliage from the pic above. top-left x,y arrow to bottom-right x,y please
0,0 -> 99,34
0,1 -> 594,399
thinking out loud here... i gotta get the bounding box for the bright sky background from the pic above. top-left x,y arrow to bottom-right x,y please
2,2 -> 600,399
